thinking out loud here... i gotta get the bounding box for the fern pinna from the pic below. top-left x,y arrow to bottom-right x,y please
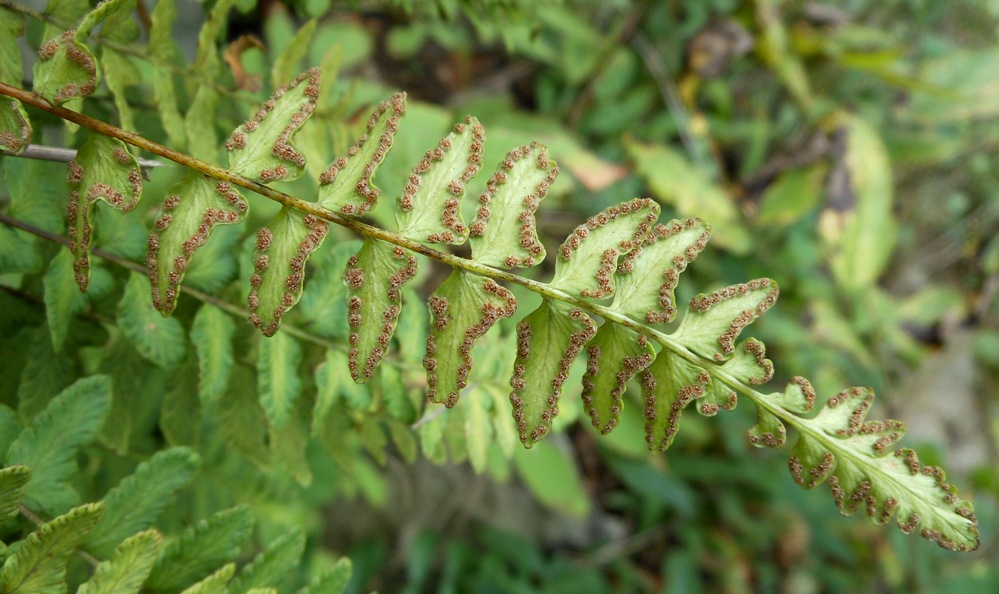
0,0 -> 979,582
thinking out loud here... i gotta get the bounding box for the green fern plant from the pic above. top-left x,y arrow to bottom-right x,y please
0,0 -> 982,591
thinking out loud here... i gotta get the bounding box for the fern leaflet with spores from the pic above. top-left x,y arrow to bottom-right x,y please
0,46 -> 979,552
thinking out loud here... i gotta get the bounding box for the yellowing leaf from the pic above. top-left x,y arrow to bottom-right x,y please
819,113 -> 896,295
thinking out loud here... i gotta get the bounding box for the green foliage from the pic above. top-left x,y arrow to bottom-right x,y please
77,529 -> 164,594
144,506 -> 255,593
1,502 -> 105,594
6,376 -> 111,515
0,0 -> 994,591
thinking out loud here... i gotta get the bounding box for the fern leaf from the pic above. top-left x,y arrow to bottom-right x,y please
42,250 -> 111,351
17,323 -> 74,419
0,8 -> 24,88
149,174 -> 248,315
4,157 -> 67,235
144,506 -> 254,593
510,300 -> 596,447
821,114 -> 896,295
66,132 -> 143,291
0,502 -> 105,594
78,529 -> 163,594
551,199 -> 659,298
0,224 -> 41,274
318,92 -> 406,215
117,272 -> 187,368
32,24 -> 99,105
639,353 -> 708,452
782,386 -> 979,551
85,447 -> 201,558
672,279 -> 780,362
272,19 -> 316,87
464,387 -> 493,473
344,238 -> 418,383
297,240 -> 361,338
178,563 -> 236,594
226,68 -> 319,183
396,116 -> 485,244
227,529 -> 305,593
0,404 -> 20,461
626,139 -> 751,253
147,0 -> 185,148
220,365 -> 271,466
611,218 -> 710,325
6,375 -> 111,515
248,207 -> 329,336
468,143 -> 557,268
160,355 -> 202,447
257,330 -> 303,429
424,270 -> 516,407
0,465 -> 30,527
748,377 -> 816,449
0,99 -> 30,154
190,305 -> 236,403
268,412 -> 313,486
581,323 -> 654,434
298,558 -> 351,594
693,338 -> 773,417
185,87 -> 221,163
101,47 -> 140,131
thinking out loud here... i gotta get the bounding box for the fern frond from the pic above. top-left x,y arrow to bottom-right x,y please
6,375 -> 111,515
144,506 -> 254,593
1,502 -> 105,594
66,133 -> 142,291
78,529 -> 162,594
227,529 -> 305,593
0,465 -> 30,527
85,447 -> 200,558
0,56 -> 979,553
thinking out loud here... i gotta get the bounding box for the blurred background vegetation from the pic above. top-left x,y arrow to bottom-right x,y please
5,0 -> 999,591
